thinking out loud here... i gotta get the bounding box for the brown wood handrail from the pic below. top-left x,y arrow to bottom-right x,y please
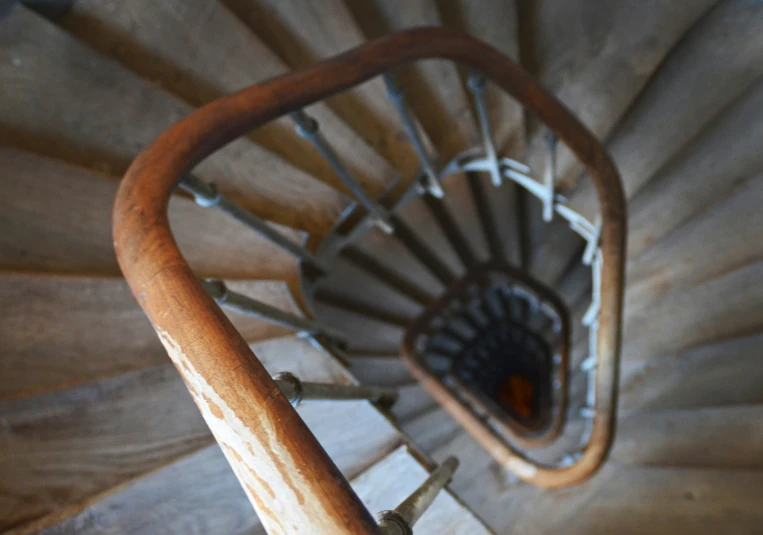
114,27 -> 625,529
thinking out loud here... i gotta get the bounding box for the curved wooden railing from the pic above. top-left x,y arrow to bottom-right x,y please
114,27 -> 625,531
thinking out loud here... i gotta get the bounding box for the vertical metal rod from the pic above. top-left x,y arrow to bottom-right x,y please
543,131 -> 558,222
291,110 -> 394,234
377,457 -> 459,535
382,73 -> 444,198
180,175 -> 329,274
582,217 -> 602,266
201,279 -> 345,343
422,195 -> 477,269
467,73 -> 502,186
467,171 -> 506,261
273,372 -> 398,409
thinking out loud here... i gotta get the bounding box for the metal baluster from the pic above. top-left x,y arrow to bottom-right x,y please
181,175 -> 329,274
582,217 -> 602,266
377,457 -> 459,535
467,73 -> 502,187
273,372 -> 398,409
202,279 -> 346,343
582,250 -> 602,326
382,73 -> 444,198
543,131 -> 558,222
291,110 -> 394,234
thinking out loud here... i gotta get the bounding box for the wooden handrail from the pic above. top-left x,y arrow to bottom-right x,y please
114,27 -> 625,528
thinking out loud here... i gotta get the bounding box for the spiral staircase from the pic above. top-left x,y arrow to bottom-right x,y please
2,0 -> 763,533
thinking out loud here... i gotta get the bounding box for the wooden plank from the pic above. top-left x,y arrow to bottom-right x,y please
456,462 -> 763,535
621,260 -> 763,366
350,445 -> 494,535
0,148 -> 300,279
0,275 -> 302,399
626,171 -> 763,312
627,80 -> 763,258
619,331 -> 763,412
401,406 -> 462,453
60,0 -> 396,198
2,335 -> 402,533
522,0 -> 716,190
568,0 -> 763,222
0,364 -> 211,532
223,0 -> 421,179
347,0 -> 478,159
613,405 -> 763,469
0,7 -> 345,233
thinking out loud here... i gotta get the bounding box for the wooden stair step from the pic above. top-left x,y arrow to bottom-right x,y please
348,355 -> 414,388
0,6 -> 345,233
570,0 -> 763,222
621,260 -> 763,366
350,444 -> 494,535
522,0 -> 715,190
2,335 -> 403,533
348,0 -> 478,159
393,383 -> 438,423
619,331 -> 763,412
60,0 -> 396,198
0,148 -> 300,280
627,77 -> 763,258
626,169 -> 763,312
480,464 -> 763,534
400,405 -> 463,453
223,0 -> 421,179
0,275 -> 303,399
528,0 -> 763,288
613,405 -> 763,470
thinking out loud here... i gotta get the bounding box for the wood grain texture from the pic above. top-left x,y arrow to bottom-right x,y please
222,0 -> 422,179
0,275 -> 302,399
351,445 -> 494,535
568,0 -> 763,223
621,260 -> 763,366
347,0 -> 478,159
522,0 -> 717,190
627,80 -> 763,258
0,6 -> 346,233
0,148 -> 300,279
2,335 -> 402,533
619,331 -> 763,412
613,405 -> 763,469
626,171 -> 763,312
60,0 -> 396,198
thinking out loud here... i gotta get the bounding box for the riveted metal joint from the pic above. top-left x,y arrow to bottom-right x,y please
377,511 -> 413,535
274,371 -> 304,408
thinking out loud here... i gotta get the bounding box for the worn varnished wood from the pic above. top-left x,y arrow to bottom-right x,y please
114,28 -> 625,499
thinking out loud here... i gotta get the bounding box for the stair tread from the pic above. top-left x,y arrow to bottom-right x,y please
224,0 -> 421,179
0,275 -> 302,399
0,6 -> 346,233
1,335 -> 402,532
350,444 -> 494,535
627,168 -> 763,312
400,405 -> 463,453
60,0 -> 396,198
620,331 -> 763,412
523,0 -> 716,190
622,260 -> 763,366
570,0 -> 763,221
0,148 -> 300,279
613,404 -> 763,469
478,463 -> 763,534
532,0 -> 763,287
